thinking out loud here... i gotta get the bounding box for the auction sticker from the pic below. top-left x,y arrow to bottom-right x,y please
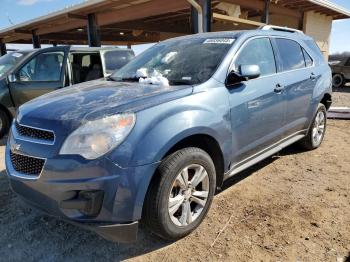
203,38 -> 235,44
12,53 -> 23,58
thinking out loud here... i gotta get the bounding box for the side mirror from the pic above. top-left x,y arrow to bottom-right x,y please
226,64 -> 261,87
7,73 -> 17,83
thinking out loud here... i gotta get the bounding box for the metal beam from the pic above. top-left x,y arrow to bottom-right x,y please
188,0 -> 203,33
201,0 -> 211,32
87,13 -> 101,47
67,13 -> 87,20
191,6 -> 199,33
0,42 -> 7,56
32,30 -> 41,48
14,29 -> 32,34
261,0 -> 270,24
190,0 -> 211,33
213,13 -> 265,27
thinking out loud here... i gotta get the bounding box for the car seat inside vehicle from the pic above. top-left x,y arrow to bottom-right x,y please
70,52 -> 103,84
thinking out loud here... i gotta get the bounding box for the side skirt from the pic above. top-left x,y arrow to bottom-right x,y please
223,130 -> 307,181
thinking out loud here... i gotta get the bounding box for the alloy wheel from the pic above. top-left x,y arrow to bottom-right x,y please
312,111 -> 325,146
168,164 -> 210,227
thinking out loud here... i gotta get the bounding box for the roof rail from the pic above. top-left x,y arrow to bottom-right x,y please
259,25 -> 304,34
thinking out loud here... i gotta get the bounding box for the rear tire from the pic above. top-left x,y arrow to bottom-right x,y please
299,103 -> 327,150
332,74 -> 344,88
143,147 -> 216,240
0,110 -> 10,139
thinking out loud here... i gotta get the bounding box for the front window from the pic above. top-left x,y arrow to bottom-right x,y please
110,37 -> 235,85
17,51 -> 64,82
0,52 -> 27,78
234,38 -> 276,77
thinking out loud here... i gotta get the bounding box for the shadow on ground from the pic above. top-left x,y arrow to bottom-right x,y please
333,86 -> 350,94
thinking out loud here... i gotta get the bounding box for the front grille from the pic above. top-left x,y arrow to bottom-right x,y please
15,122 -> 54,142
10,151 -> 45,176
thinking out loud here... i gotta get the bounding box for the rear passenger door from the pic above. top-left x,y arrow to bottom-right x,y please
272,38 -> 316,137
228,37 -> 286,164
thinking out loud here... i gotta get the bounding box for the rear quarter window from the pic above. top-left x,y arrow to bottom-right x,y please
103,50 -> 135,73
304,39 -> 325,63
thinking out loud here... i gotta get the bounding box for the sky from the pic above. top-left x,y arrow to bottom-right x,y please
0,0 -> 349,54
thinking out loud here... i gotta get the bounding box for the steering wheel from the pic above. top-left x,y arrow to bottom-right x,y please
19,69 -> 32,81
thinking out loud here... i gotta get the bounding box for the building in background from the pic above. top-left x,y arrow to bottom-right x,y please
0,0 -> 349,59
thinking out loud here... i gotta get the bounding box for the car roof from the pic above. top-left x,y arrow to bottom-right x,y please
164,29 -> 313,43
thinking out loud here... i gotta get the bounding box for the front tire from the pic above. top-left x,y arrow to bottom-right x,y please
299,103 -> 327,150
143,147 -> 216,240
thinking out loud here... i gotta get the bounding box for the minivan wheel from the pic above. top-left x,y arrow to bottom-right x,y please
143,147 -> 216,240
0,110 -> 10,139
299,103 -> 327,150
332,74 -> 344,88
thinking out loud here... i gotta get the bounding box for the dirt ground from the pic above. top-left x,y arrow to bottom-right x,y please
0,90 -> 349,262
332,85 -> 350,107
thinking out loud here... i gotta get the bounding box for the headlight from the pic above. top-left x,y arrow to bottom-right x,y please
59,113 -> 136,159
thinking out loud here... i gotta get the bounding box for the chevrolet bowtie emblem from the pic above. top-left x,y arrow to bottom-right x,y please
12,144 -> 21,151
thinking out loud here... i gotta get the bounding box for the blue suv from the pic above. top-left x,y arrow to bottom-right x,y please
5,27 -> 332,242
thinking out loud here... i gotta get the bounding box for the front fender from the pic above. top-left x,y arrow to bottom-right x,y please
108,85 -> 232,169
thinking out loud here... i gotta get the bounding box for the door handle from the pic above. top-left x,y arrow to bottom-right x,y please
274,83 -> 284,93
310,73 -> 316,80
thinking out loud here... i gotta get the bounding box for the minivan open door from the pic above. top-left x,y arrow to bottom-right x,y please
8,46 -> 69,107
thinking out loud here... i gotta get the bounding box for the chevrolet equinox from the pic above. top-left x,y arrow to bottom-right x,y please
6,27 -> 332,243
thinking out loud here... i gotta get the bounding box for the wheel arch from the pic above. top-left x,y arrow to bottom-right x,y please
158,133 -> 225,188
320,92 -> 332,110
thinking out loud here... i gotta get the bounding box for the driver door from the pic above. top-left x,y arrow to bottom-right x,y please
9,47 -> 69,107
227,37 -> 286,165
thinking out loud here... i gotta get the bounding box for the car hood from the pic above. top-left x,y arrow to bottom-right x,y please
17,79 -> 193,134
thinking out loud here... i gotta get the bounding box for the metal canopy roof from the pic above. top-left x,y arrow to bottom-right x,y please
0,0 -> 349,45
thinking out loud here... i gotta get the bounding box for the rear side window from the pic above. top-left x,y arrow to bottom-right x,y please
302,48 -> 313,67
234,38 -> 276,76
304,40 -> 325,62
275,39 -> 305,71
103,50 -> 135,74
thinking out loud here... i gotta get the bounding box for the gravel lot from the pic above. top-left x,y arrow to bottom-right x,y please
332,85 -> 350,107
0,90 -> 349,262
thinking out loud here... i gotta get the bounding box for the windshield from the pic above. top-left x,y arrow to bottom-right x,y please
110,37 -> 235,85
0,52 -> 27,78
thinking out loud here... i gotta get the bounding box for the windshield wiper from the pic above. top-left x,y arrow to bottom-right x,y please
169,79 -> 194,85
121,77 -> 140,82
106,75 -> 116,81
106,76 -> 140,82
